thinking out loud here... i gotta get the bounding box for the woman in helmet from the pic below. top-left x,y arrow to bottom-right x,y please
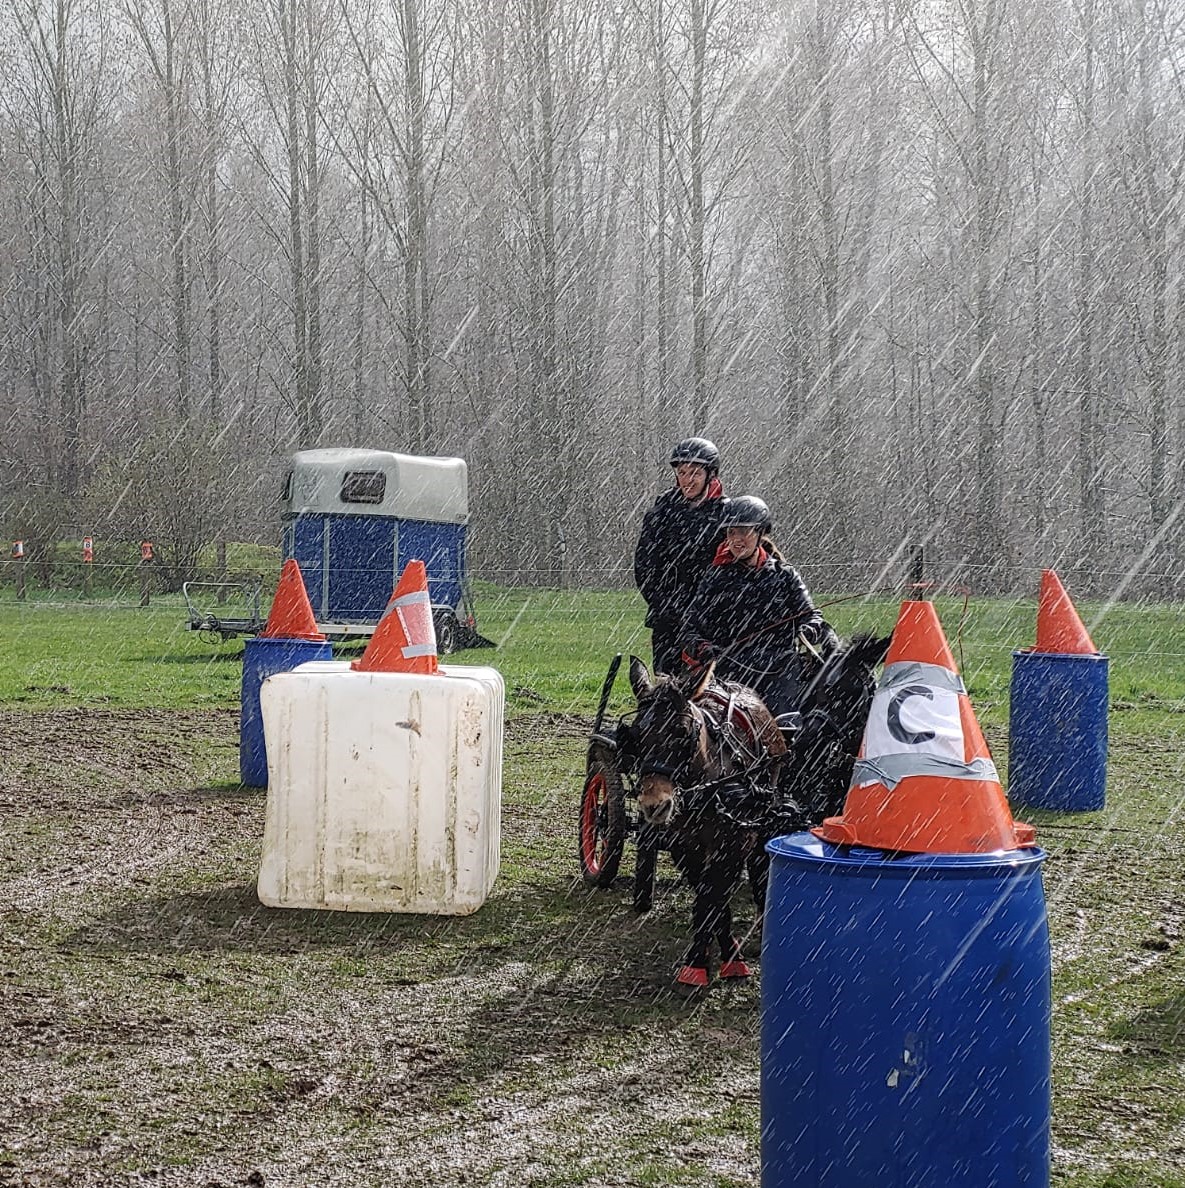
684,495 -> 837,717
633,437 -> 726,674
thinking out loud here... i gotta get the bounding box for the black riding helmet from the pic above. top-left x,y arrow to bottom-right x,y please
719,494 -> 771,535
669,436 -> 720,475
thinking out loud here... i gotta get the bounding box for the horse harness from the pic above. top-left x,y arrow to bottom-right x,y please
675,688 -> 783,829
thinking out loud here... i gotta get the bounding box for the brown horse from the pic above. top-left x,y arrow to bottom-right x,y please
625,632 -> 892,989
627,656 -> 786,989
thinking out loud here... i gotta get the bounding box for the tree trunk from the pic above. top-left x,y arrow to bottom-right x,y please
689,0 -> 708,428
1076,0 -> 1104,574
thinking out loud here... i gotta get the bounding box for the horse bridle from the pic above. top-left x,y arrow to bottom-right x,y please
634,693 -> 781,828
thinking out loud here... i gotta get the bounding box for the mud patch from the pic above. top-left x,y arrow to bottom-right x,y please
1,708 -> 1184,1186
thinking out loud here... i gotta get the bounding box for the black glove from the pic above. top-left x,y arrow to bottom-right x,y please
797,620 -> 825,646
799,620 -> 840,655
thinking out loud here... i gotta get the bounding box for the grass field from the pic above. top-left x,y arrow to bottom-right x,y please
1,584 -> 1184,1186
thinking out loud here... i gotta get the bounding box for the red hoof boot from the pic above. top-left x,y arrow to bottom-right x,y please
675,965 -> 710,989
719,958 -> 752,980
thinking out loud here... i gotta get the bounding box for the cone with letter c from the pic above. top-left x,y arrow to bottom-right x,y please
260,559 -> 326,642
1034,568 -> 1096,655
815,599 -> 1035,853
352,560 -> 439,674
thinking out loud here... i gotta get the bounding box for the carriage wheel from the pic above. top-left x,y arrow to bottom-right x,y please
579,752 -> 627,888
433,610 -> 459,655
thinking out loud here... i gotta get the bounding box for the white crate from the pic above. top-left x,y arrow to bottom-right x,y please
257,663 -> 503,914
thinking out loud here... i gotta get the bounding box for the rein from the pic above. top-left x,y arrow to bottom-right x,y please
709,591 -> 867,667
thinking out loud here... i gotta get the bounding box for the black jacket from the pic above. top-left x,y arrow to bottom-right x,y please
633,484 -> 725,630
687,552 -> 828,688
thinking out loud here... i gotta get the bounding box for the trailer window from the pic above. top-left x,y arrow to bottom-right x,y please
341,471 -> 386,504
281,470 -> 293,502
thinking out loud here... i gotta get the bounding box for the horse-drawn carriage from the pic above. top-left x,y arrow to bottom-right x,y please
578,651 -> 792,911
577,634 -> 892,986
578,653 -> 663,910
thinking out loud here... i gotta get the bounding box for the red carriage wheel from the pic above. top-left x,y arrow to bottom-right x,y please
579,750 -> 627,888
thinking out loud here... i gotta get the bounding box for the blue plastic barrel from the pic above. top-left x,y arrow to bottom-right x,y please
240,636 -> 333,787
1008,650 -> 1108,812
761,833 -> 1050,1188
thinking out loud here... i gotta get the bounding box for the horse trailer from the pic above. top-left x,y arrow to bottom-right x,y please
280,448 -> 486,652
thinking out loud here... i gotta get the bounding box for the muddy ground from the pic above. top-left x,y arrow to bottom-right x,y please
2,708 -> 1184,1187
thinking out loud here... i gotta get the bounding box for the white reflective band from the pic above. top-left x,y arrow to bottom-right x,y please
863,681 -> 965,764
852,753 -> 999,791
395,604 -> 437,658
391,588 -> 431,609
879,660 -> 966,696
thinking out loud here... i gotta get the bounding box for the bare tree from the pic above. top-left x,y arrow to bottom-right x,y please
1073,0 -> 1106,572
896,0 -> 1026,585
8,0 -> 110,507
660,0 -> 758,428
248,0 -> 333,448
125,0 -> 196,420
337,0 -> 463,452
1114,0 -> 1185,593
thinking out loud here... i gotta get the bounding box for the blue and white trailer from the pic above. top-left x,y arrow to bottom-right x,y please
280,448 -> 484,652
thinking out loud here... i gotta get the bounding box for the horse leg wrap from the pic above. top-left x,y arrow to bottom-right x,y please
676,965 -> 710,988
719,958 -> 751,979
719,938 -> 751,979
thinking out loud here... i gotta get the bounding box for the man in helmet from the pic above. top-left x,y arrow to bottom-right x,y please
633,437 -> 725,673
683,494 -> 837,717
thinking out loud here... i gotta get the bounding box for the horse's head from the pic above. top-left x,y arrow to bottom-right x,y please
627,655 -> 714,827
789,632 -> 892,820
802,632 -> 892,727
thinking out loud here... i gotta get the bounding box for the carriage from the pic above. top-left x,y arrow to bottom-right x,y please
577,634 -> 892,938
577,653 -> 663,910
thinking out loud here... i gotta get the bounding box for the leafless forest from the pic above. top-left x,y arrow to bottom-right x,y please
1,0 -> 1183,596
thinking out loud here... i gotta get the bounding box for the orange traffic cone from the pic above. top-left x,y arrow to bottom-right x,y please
815,600 -> 1035,854
1035,569 -> 1096,655
351,560 -> 439,674
260,559 -> 326,642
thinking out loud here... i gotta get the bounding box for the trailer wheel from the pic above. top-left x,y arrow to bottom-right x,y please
433,610 -> 459,655
579,748 -> 627,888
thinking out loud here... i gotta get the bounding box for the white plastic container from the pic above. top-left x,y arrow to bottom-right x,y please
257,662 -> 504,914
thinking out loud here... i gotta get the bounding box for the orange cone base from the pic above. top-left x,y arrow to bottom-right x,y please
813,777 -> 1036,854
261,559 -> 325,642
1035,569 -> 1096,655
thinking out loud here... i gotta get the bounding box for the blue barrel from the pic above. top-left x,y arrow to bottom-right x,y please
1009,650 -> 1108,811
240,636 -> 333,787
761,834 -> 1050,1188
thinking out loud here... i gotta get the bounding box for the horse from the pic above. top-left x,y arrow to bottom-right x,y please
788,631 -> 893,821
745,631 -> 893,910
626,655 -> 787,989
624,631 -> 891,990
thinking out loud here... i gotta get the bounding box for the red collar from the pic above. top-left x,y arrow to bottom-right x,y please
676,475 -> 724,504
713,542 -> 768,568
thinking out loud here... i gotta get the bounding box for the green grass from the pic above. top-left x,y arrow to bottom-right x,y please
1,582 -> 1183,718
1,582 -> 1185,1185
